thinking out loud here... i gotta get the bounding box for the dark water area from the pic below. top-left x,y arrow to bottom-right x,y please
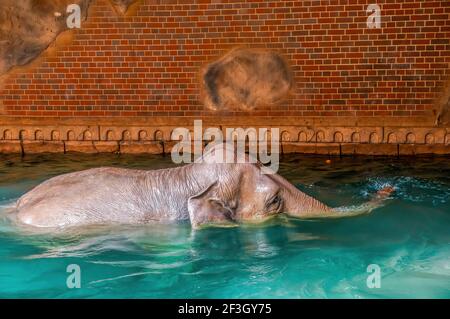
0,153 -> 449,298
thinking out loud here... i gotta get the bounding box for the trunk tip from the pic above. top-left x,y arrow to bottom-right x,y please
376,185 -> 395,198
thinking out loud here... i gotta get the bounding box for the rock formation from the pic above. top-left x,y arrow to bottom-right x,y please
110,0 -> 137,14
436,80 -> 450,126
0,0 -> 92,75
0,0 -> 137,76
202,48 -> 293,111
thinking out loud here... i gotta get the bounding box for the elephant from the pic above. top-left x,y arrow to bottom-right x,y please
13,143 -> 394,230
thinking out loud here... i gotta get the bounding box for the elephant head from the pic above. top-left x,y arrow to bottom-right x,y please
187,143 -> 394,229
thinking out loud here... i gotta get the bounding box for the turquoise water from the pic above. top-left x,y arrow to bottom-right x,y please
0,153 -> 449,298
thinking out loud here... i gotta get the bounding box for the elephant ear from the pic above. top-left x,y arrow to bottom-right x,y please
188,181 -> 236,229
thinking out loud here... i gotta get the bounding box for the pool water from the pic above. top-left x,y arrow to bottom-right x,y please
0,153 -> 449,298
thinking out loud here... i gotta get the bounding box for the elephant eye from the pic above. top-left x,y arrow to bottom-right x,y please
266,194 -> 282,209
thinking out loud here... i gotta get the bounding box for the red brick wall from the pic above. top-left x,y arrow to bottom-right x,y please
0,0 -> 449,121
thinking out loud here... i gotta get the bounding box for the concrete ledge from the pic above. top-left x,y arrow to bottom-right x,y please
283,143 -> 400,156
22,141 -> 64,153
93,141 -> 120,153
282,143 -> 341,155
1,139 -> 450,156
282,143 -> 450,156
0,123 -> 449,156
412,144 -> 450,155
65,141 -> 98,153
64,141 -> 120,153
119,141 -> 163,154
0,141 -> 22,153
342,144 -> 398,156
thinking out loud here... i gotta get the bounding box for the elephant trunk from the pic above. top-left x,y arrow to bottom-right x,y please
282,185 -> 334,218
273,174 -> 394,219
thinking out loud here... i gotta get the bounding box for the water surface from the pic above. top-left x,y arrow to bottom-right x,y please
0,153 -> 449,298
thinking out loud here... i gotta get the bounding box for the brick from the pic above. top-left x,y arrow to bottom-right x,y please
0,0 -> 447,133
